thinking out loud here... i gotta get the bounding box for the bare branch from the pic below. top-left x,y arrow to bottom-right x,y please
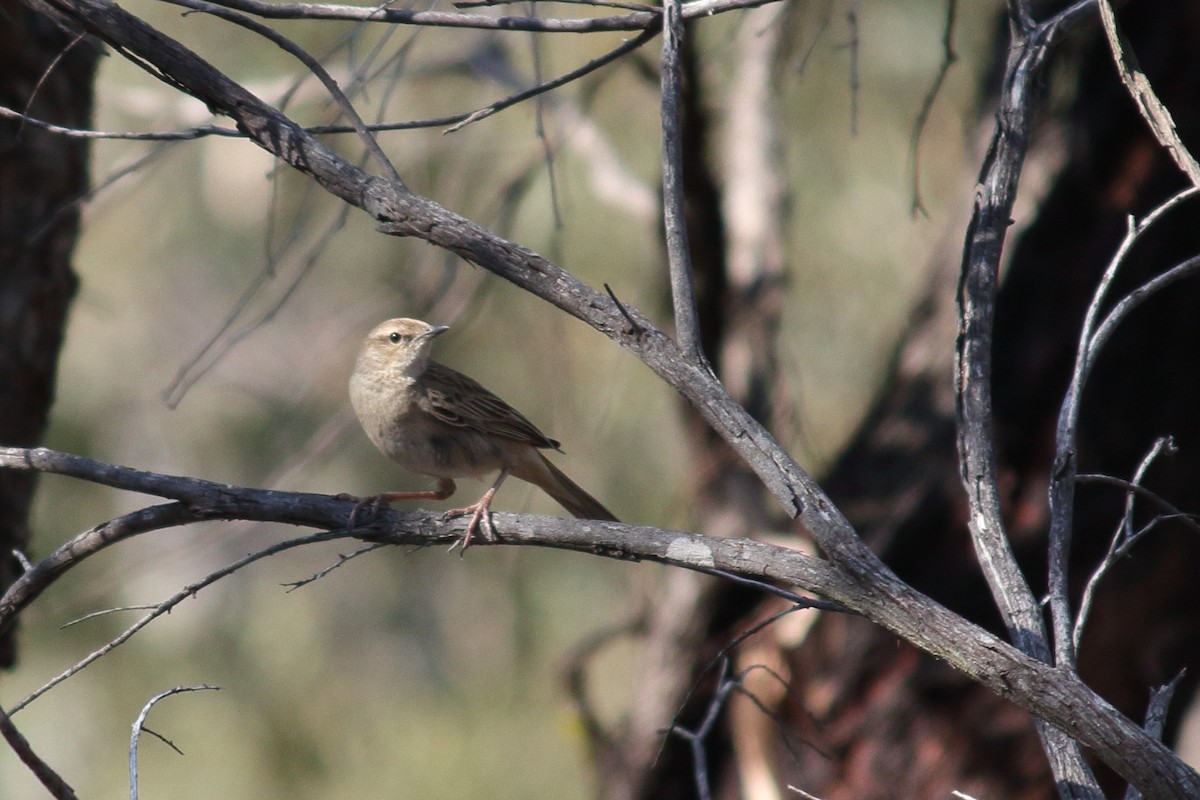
1097,0 -> 1200,190
1,502 -> 199,628
666,658 -> 801,800
659,602 -> 825,782
282,542 -> 388,591
658,0 -> 705,366
10,528 -> 349,713
60,605 -> 160,628
0,704 -> 79,800
664,657 -> 732,800
130,685 -> 221,800
957,12 -> 1055,662
1075,473 -> 1200,534
162,0 -> 777,32
954,7 -> 1102,793
1,446 -> 1198,795
444,27 -> 658,132
23,0 -> 816,542
1073,437 -> 1177,650
158,0 -> 402,183
1124,672 -> 1187,800
0,103 -> 233,140
1049,187 -> 1200,668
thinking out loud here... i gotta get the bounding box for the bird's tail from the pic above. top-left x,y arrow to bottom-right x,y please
519,453 -> 618,522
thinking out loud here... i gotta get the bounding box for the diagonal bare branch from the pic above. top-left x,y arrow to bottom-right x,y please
0,704 -> 78,800
1097,0 -> 1200,190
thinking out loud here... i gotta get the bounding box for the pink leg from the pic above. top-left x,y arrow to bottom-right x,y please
445,469 -> 511,551
346,478 -> 456,530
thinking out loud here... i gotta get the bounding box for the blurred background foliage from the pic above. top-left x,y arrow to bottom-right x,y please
3,0 -> 1002,796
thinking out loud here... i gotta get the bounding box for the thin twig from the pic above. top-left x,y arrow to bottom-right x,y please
1076,473 -> 1200,535
908,0 -> 957,217
28,140 -> 176,246
1044,188 -> 1199,660
604,282 -> 645,336
658,603 -> 816,769
664,657 -> 730,800
11,530 -> 351,714
159,0 -> 402,184
1050,239 -> 1200,667
665,658 -> 801,800
456,0 -> 656,11
130,685 -> 221,800
162,191 -> 355,407
1,502 -> 200,635
699,567 -> 845,612
787,787 -> 826,800
156,0 -> 775,32
0,103 -> 234,140
445,27 -> 657,133
283,542 -> 388,590
1073,437 -> 1177,650
60,605 -> 159,628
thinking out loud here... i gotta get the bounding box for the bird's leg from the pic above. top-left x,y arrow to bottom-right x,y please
345,479 -> 456,530
445,468 -> 511,551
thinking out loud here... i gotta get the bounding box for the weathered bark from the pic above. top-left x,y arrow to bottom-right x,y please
0,1 -> 97,667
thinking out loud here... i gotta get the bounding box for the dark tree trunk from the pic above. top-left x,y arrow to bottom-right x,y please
0,1 -> 98,667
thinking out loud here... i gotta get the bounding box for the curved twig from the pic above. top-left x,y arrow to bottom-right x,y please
130,685 -> 221,800
1073,437 -> 1179,650
1049,200 -> 1200,669
9,528 -> 351,714
443,26 -> 658,133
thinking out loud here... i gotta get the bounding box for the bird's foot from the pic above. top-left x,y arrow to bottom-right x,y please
444,501 -> 496,553
343,494 -> 390,531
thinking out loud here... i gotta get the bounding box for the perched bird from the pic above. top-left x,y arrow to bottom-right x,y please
348,317 -> 617,547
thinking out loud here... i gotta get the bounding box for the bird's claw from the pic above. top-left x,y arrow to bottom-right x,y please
345,494 -> 388,531
444,503 -> 496,553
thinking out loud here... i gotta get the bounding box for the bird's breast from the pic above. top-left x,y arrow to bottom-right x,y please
350,372 -> 511,479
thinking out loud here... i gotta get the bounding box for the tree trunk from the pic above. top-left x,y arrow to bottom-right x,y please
0,1 -> 97,668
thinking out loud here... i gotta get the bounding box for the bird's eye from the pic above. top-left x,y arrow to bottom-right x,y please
389,332 -> 403,344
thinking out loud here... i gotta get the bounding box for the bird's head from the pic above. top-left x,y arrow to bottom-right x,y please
356,317 -> 449,378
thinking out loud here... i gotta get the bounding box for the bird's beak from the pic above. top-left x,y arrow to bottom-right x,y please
423,325 -> 450,340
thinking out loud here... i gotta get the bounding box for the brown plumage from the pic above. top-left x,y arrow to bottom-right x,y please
349,318 -> 617,546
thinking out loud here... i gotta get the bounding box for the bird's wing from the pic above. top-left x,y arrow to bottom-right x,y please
420,361 -> 561,450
